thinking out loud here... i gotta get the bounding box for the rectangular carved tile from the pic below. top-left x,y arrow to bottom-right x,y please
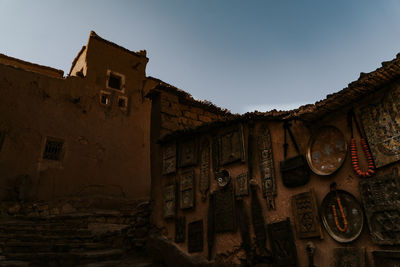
188,220 -> 203,253
175,216 -> 185,243
235,172 -> 249,197
291,189 -> 322,239
358,85 -> 400,168
163,183 -> 176,219
214,185 -> 236,232
162,142 -> 176,175
219,125 -> 245,166
334,247 -> 365,267
180,169 -> 195,210
179,139 -> 197,167
359,169 -> 400,245
373,251 -> 400,267
199,139 -> 210,201
257,124 -> 276,210
268,218 -> 298,267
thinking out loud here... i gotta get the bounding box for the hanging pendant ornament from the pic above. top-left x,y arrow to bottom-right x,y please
348,109 -> 375,178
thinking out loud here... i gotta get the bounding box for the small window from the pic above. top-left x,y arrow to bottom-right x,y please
43,139 -> 64,161
100,91 -> 111,106
106,70 -> 125,92
117,96 -> 128,111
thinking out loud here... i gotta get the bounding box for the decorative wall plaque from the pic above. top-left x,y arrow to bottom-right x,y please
320,189 -> 364,243
188,220 -> 203,253
163,184 -> 176,219
268,218 -> 298,267
180,170 -> 195,210
359,169 -> 400,245
291,189 -> 323,239
214,185 -> 236,233
235,172 -> 249,197
215,169 -> 231,188
333,247 -> 365,267
175,216 -> 185,243
199,139 -> 210,201
373,251 -> 400,267
257,124 -> 277,210
162,142 -> 176,175
358,86 -> 400,168
212,136 -> 219,172
219,125 -> 245,166
179,139 -> 197,167
250,182 -> 266,249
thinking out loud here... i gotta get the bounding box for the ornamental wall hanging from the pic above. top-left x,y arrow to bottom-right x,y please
162,142 -> 176,175
320,184 -> 364,243
359,169 -> 400,245
306,125 -> 347,176
218,124 -> 245,166
333,247 -> 366,267
199,139 -> 210,201
178,139 -> 197,168
348,109 -> 375,178
257,124 -> 277,209
267,218 -> 298,267
180,170 -> 195,210
188,220 -> 203,253
358,86 -> 400,168
291,189 -> 323,239
163,183 -> 176,219
214,184 -> 236,233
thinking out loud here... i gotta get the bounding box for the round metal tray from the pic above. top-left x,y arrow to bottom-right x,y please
320,190 -> 364,243
306,126 -> 347,176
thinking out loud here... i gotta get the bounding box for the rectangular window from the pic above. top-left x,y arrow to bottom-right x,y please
117,95 -> 128,111
106,70 -> 125,92
43,140 -> 64,161
100,90 -> 111,106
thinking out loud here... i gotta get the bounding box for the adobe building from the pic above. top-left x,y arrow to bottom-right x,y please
1,31 -> 400,266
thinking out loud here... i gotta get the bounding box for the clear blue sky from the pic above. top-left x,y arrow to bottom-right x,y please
1,0 -> 400,114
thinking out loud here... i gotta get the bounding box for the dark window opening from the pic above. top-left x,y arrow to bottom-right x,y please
101,94 -> 110,105
43,140 -> 63,161
108,73 -> 122,90
118,98 -> 126,108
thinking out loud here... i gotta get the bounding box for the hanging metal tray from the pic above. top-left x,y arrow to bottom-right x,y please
320,190 -> 364,243
306,126 -> 347,176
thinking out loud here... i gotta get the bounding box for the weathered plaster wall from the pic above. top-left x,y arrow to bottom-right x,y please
0,34 -> 152,202
152,81 -> 400,266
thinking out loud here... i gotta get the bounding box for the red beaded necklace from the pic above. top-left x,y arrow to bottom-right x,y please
348,110 -> 375,178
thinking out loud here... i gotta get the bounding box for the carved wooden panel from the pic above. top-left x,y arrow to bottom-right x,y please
214,185 -> 236,232
175,216 -> 185,243
359,169 -> 400,245
257,124 -> 276,210
291,189 -> 322,239
334,247 -> 365,267
268,218 -> 298,267
358,86 -> 400,168
180,170 -> 195,210
179,139 -> 197,167
199,139 -> 210,201
250,183 -> 266,249
219,125 -> 245,166
188,220 -> 203,253
162,142 -> 176,175
163,184 -> 176,219
373,251 -> 400,267
235,172 -> 249,197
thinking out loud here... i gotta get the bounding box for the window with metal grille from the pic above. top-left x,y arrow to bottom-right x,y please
43,140 -> 63,161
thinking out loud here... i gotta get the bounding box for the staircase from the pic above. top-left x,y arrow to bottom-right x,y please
0,211 -> 158,267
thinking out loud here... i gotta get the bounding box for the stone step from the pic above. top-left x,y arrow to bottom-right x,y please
3,241 -> 109,253
0,228 -> 92,236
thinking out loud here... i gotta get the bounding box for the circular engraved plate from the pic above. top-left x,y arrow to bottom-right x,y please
306,126 -> 347,176
321,190 -> 364,243
215,170 -> 231,188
